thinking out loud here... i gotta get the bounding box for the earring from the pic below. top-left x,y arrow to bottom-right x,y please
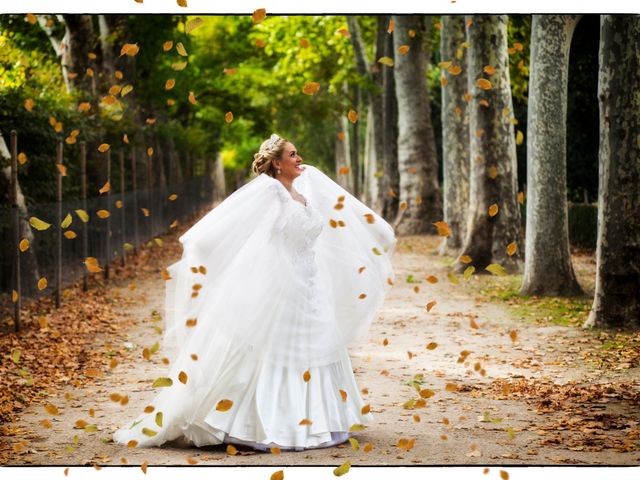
276,167 -> 281,174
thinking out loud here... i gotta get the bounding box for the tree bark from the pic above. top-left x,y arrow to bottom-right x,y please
61,15 -> 96,95
520,15 -> 584,296
335,117 -> 353,191
456,15 -> 523,274
392,15 -> 442,234
439,15 -> 470,256
585,15 -> 640,329
381,20 -> 400,223
212,152 -> 227,204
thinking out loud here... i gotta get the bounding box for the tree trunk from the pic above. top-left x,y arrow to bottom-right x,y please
520,15 -> 584,296
363,105 -> 380,210
456,15 -> 523,274
61,15 -> 96,95
439,15 -> 470,256
381,21 -> 400,223
585,15 -> 640,329
349,85 -> 361,198
391,15 -> 442,234
335,118 -> 353,191
212,152 -> 227,204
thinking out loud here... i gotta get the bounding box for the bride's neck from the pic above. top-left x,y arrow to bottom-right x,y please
277,177 -> 294,192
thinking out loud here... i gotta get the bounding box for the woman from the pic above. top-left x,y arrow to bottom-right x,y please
112,133 -> 397,452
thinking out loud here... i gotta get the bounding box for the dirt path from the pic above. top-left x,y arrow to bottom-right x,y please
4,235 -> 639,466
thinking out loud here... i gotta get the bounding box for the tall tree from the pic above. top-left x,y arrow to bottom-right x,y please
585,15 -> 640,329
392,15 -> 442,234
439,15 -> 470,255
456,15 -> 522,273
520,15 -> 584,296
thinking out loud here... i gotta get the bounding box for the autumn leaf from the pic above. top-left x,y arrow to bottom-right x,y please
120,43 -> 140,57
225,112 -> 233,123
29,216 -> 51,231
178,371 -> 188,384
485,263 -> 507,276
518,191 -> 525,204
432,221 -> 451,237
75,209 -> 89,222
176,42 -> 188,57
152,377 -> 173,388
142,427 -> 157,437
426,275 -> 438,283
378,56 -> 394,67
398,45 -> 410,55
447,65 -> 462,75
252,8 -> 267,24
185,17 -> 204,34
99,181 -> 110,194
96,209 -> 110,219
463,266 -> 475,280
37,277 -> 48,290
44,404 -> 59,415
24,98 -> 34,111
299,418 -> 312,425
477,78 -> 492,90
488,204 -> 499,217
270,471 -> 284,480
216,399 -> 233,412
426,342 -> 438,350
19,239 -> 29,252
18,152 -> 27,165
303,370 -> 311,382
483,65 -> 496,75
333,460 -> 351,476
98,143 -> 110,153
426,301 -> 437,312
165,79 -> 175,90
347,110 -> 358,123
302,82 -> 320,95
506,242 -> 518,256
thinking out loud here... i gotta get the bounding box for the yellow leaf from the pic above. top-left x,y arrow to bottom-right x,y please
506,242 -> 518,256
447,65 -> 462,75
333,460 -> 351,477
463,266 -> 475,280
348,437 -> 360,450
516,130 -> 524,145
426,342 -> 438,350
216,399 -> 233,412
37,277 -> 48,290
485,263 -> 507,276
121,85 -> 134,97
29,216 -> 51,231
500,470 -> 510,480
372,247 -> 382,256
142,428 -> 157,437
378,56 -> 394,67
19,239 -> 29,251
146,147 -> 154,157
488,204 -> 499,217
44,404 -> 59,415
185,17 -> 204,34
12,290 -> 19,302
165,79 -> 176,90
98,143 -> 110,153
127,440 -> 138,448
155,412 -> 163,427
18,152 -> 27,165
225,112 -> 234,123
96,209 -> 110,219
115,200 -> 123,209
176,42 -> 188,57
477,78 -> 492,90
178,371 -> 188,384
120,43 -> 139,57
271,471 -> 284,480
363,442 -> 373,452
152,377 -> 173,388
226,444 -> 237,455
302,82 -> 320,95
141,460 -> 148,474
252,8 -> 267,24
75,209 -> 89,222
518,191 -> 525,204
438,60 -> 453,69
163,40 -> 173,52
348,423 -> 364,432
447,271 -> 460,285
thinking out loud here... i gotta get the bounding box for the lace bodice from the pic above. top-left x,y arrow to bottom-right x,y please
270,180 -> 324,277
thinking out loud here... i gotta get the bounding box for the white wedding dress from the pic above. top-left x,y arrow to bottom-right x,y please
112,165 -> 396,451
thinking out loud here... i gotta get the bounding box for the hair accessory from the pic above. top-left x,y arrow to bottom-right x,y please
266,133 -> 280,151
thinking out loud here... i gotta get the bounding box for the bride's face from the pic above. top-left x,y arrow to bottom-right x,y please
275,142 -> 304,180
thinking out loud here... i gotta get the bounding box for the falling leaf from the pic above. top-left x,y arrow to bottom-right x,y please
75,209 -> 89,222
383,338 -> 389,346
120,43 -> 140,57
361,404 -> 371,414
378,56 -> 394,67
426,342 -> 438,350
447,65 -> 462,75
516,130 -> 524,145
333,460 -> 351,476
220,445 -> 239,459
37,277 -> 48,290
98,143 -> 110,153
488,166 -> 498,179
41,419 -> 52,428
188,91 -> 197,105
486,263 -> 507,276
144,405 -> 155,413
469,317 -> 479,329
29,216 -> 51,231
19,239 -> 29,251
433,221 -> 451,237
96,209 -> 110,219
398,45 -> 410,55
255,39 -> 266,48
483,65 -> 496,75
176,42 -> 188,56
142,427 -> 157,437
347,110 -> 358,123
303,370 -> 311,382
358,293 -> 367,299
127,440 -> 138,448
24,98 -> 35,111
447,271 -> 460,285
509,330 -> 518,342
488,204 -> 499,217
372,247 -> 382,256
152,377 -> 173,388
165,79 -> 175,90
426,301 -> 437,312
252,8 -> 267,23
44,404 -> 59,415
337,28 -> 350,37
178,371 -> 188,384
500,471 -> 509,480
463,266 -> 475,280
339,389 -> 347,402
302,81 -> 321,95
270,447 -> 281,455
121,85 -> 134,97
270,470 -> 284,480
18,152 -> 27,165
299,418 -> 313,425
141,461 -> 148,474
348,438 -> 360,450
78,102 -> 91,112
438,60 -> 453,69
155,412 -> 163,427
99,181 -> 110,194
506,242 -> 517,256
216,399 -> 233,412
185,17 -> 204,34
518,191 -> 525,204
477,78 -> 492,90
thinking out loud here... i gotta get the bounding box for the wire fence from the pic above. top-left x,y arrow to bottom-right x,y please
0,176 -> 214,332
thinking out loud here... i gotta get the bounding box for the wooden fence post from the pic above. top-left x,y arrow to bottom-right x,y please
130,147 -> 139,255
105,149 -> 111,283
10,130 -> 21,332
119,150 -> 126,267
55,140 -> 63,308
80,142 -> 88,292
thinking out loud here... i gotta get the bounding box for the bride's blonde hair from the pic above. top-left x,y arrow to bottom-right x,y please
251,133 -> 288,177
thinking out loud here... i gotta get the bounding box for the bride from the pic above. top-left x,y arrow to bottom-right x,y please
112,133 -> 397,452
